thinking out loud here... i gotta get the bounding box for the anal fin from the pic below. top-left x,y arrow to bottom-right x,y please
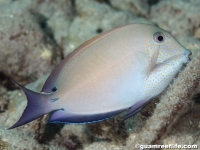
123,99 -> 150,120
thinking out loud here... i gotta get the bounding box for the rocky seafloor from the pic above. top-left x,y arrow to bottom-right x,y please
0,0 -> 200,149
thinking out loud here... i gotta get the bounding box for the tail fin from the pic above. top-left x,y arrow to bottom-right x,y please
8,79 -> 50,129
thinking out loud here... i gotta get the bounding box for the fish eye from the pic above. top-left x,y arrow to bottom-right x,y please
51,86 -> 57,92
153,32 -> 165,44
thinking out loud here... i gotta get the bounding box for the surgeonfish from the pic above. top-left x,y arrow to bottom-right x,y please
9,24 -> 191,129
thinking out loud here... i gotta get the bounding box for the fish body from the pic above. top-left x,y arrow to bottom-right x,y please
9,24 -> 191,129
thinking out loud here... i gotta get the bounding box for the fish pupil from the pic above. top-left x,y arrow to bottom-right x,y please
153,32 -> 165,43
52,86 -> 57,92
157,35 -> 163,42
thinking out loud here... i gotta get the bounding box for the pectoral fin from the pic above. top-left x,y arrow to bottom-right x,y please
146,46 -> 160,76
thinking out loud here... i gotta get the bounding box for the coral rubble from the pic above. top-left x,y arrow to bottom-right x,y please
0,4 -> 61,85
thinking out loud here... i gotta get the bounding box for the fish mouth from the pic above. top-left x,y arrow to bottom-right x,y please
170,49 -> 191,64
184,49 -> 192,62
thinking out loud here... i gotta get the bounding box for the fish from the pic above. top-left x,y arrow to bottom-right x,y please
8,24 -> 191,129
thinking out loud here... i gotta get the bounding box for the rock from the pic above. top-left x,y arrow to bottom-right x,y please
64,0 -> 151,56
0,5 -> 61,85
0,0 -> 11,5
31,0 -> 74,55
150,0 -> 200,37
86,117 -> 128,144
194,28 -> 200,39
30,0 -> 73,19
0,85 -> 9,113
110,0 -> 149,17
176,36 -> 200,59
47,10 -> 72,54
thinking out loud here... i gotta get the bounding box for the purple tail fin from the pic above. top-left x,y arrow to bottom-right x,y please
8,79 -> 49,129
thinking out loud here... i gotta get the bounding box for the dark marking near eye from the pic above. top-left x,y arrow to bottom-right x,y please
52,86 -> 57,92
50,98 -> 59,102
